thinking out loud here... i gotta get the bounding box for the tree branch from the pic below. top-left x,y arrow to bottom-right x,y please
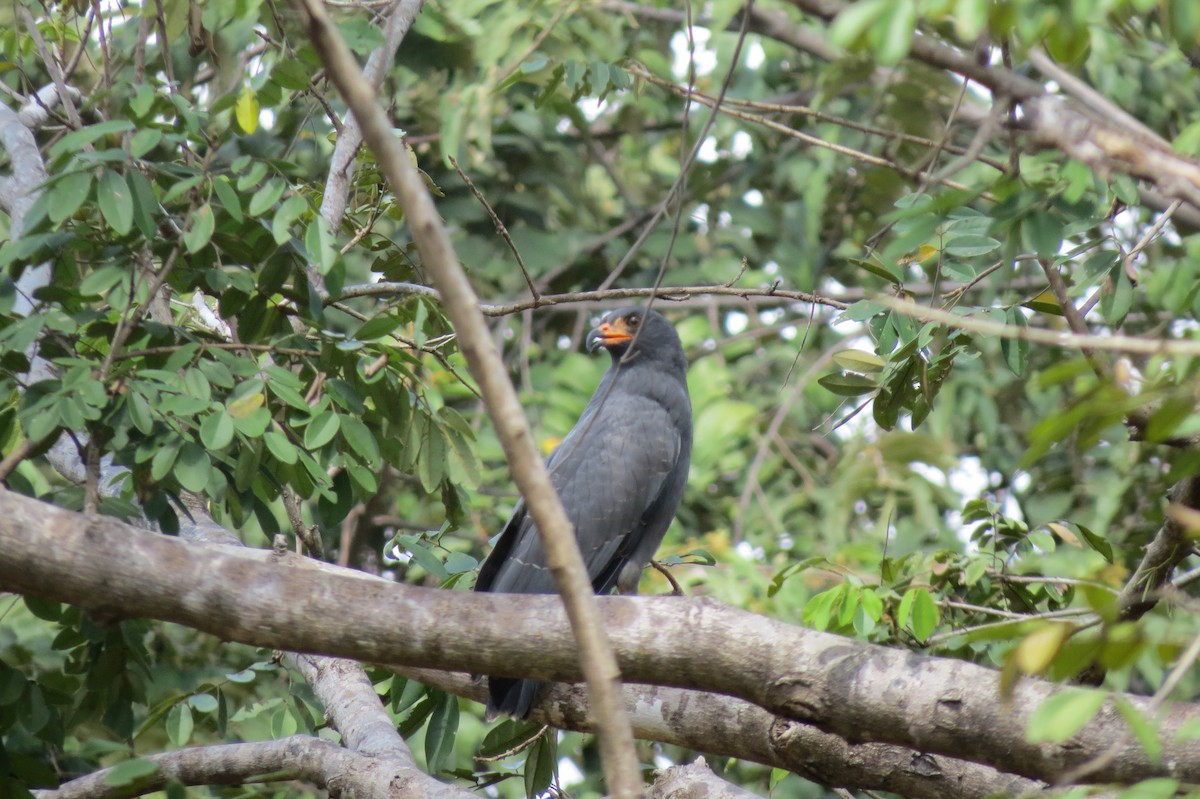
34,736 -> 420,799
291,2 -> 643,796
1,493 -> 1196,787
318,0 -> 423,236
785,0 -> 1200,211
395,667 -> 1051,799
337,282 -> 847,315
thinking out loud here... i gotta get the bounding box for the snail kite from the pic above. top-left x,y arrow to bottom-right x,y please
474,307 -> 693,718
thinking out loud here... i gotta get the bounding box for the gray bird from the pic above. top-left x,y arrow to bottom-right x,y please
474,307 -> 693,718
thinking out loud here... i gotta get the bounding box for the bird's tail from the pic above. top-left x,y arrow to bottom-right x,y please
486,677 -> 541,720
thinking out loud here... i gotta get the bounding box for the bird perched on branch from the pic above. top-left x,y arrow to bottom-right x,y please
474,307 -> 693,719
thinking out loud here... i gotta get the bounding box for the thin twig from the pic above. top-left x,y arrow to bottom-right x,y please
876,295 -> 1200,358
338,282 -> 847,315
449,156 -> 539,302
1039,258 -> 1111,381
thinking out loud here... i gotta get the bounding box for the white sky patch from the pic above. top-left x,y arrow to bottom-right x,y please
744,189 -> 764,207
746,41 -> 766,70
697,135 -> 719,163
909,461 -> 947,486
578,97 -> 611,122
781,325 -> 797,340
760,308 -> 783,325
691,202 -> 710,233
1172,318 -> 1200,337
717,210 -> 732,228
731,130 -> 754,158
260,109 -> 276,130
556,117 -> 572,134
725,311 -> 748,335
557,335 -> 572,350
764,260 -> 779,275
671,28 -> 718,78
557,756 -> 584,787
947,456 -> 988,498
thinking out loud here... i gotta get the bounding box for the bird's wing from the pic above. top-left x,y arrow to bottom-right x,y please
475,389 -> 683,595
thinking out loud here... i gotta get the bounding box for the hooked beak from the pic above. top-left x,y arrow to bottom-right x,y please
586,316 -> 634,353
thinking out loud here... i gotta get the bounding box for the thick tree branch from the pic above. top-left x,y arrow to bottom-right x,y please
2,493 -> 1197,787
395,667 -> 1050,799
35,736 -> 414,799
292,2 -> 643,796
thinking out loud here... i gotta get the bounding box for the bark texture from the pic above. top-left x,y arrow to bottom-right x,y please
1,491 -> 1196,786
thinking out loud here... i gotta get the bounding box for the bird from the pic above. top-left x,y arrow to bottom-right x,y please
473,307 -> 693,719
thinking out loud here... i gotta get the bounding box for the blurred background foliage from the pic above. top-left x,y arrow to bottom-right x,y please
3,0 -> 1200,796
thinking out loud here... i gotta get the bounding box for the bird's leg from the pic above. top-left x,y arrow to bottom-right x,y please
650,559 -> 685,596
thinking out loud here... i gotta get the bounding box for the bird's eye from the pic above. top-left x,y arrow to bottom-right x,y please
627,313 -> 640,328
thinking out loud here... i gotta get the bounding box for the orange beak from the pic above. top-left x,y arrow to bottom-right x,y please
587,316 -> 634,352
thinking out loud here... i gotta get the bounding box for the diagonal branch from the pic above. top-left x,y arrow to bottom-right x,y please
291,2 -> 643,796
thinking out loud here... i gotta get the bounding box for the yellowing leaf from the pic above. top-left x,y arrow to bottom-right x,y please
1047,522 -> 1081,547
227,392 -> 265,418
541,436 -> 562,456
235,86 -> 260,134
1015,622 -> 1073,675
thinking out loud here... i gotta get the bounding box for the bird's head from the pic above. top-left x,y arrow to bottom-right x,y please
586,308 -> 682,367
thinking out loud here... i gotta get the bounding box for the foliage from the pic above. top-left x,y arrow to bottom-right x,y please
2,0 -> 1200,796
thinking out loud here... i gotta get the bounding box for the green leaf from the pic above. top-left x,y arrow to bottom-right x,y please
199,412 -> 234,451
103,758 -> 160,787
944,235 -> 1001,257
304,411 -> 341,449
424,691 -> 459,772
832,350 -> 885,374
444,551 -> 477,574
127,170 -> 159,237
183,204 -> 215,254
1076,524 -> 1113,563
166,702 -> 194,746
175,442 -> 211,492
304,215 -> 336,275
98,170 -> 134,235
264,430 -> 300,464
49,119 -> 135,160
818,372 -> 878,397
213,176 -> 243,223
151,440 -> 182,481
80,264 -> 129,297
248,178 -> 286,216
339,416 -> 381,467
356,314 -> 402,341
188,693 -> 219,713
1002,308 -> 1029,376
875,0 -> 916,64
910,588 -> 939,641
523,734 -> 556,799
1115,697 -> 1163,764
828,0 -> 887,50
130,128 -> 162,158
1026,689 -> 1106,743
50,170 -> 94,223
272,194 -> 308,245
